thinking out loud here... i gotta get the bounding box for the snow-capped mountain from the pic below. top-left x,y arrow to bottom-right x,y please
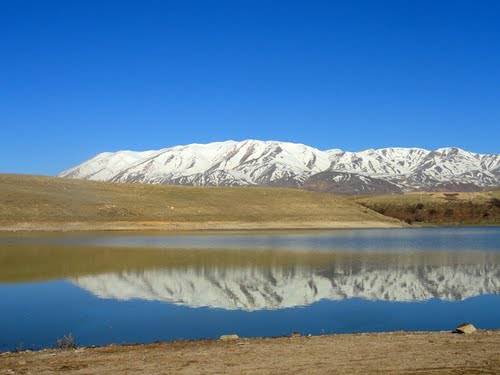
73,261 -> 500,311
60,140 -> 500,193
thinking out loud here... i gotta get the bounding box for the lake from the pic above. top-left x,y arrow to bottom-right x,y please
0,227 -> 499,351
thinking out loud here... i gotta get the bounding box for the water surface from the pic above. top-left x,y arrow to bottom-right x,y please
0,227 -> 499,351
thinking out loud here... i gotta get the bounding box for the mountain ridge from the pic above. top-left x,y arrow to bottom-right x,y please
60,140 -> 500,194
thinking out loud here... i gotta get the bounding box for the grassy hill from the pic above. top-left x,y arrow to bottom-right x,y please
0,174 -> 401,231
355,191 -> 500,225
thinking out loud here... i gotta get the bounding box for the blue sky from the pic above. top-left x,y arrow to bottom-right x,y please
1,0 -> 499,175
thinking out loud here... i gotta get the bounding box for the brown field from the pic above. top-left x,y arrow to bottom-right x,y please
1,174 -> 499,231
1,331 -> 499,374
0,174 -> 401,231
355,190 -> 500,225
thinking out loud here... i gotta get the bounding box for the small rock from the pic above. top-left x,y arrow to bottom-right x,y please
219,334 -> 239,341
455,323 -> 477,334
290,332 -> 301,338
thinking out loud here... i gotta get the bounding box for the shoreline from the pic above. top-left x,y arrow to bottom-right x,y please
2,330 -> 499,374
1,221 -> 498,234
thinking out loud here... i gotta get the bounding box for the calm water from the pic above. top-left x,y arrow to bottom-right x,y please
0,227 -> 499,351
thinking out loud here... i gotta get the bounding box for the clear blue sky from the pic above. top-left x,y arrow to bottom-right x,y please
1,0 -> 499,175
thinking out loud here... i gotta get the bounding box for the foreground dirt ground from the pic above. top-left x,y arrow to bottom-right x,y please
1,331 -> 500,374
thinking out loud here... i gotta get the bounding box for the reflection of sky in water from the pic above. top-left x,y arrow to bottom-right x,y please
1,280 -> 500,352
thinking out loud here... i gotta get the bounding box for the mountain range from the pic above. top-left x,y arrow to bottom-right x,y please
60,140 -> 500,194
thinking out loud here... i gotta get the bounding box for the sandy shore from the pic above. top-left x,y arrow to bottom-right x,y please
0,220 -> 404,232
1,331 -> 499,374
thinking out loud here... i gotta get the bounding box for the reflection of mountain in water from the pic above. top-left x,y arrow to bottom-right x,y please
73,262 -> 500,311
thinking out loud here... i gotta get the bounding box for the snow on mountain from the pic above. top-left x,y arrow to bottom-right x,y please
62,140 -> 331,187
62,149 -> 161,181
60,140 -> 500,192
327,147 -> 430,177
73,262 -> 500,311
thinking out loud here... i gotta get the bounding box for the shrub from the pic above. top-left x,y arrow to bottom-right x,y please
444,208 -> 454,217
443,193 -> 459,201
490,198 -> 500,208
55,334 -> 77,350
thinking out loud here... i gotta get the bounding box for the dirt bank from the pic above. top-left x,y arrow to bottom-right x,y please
2,331 -> 499,374
0,219 -> 403,232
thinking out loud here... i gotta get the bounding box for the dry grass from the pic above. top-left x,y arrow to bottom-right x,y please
355,191 -> 500,225
0,174 -> 400,230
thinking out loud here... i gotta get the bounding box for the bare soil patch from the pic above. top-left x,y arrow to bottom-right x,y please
2,331 -> 499,374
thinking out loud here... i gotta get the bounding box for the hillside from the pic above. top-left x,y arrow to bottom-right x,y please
356,191 -> 500,225
0,174 -> 401,231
